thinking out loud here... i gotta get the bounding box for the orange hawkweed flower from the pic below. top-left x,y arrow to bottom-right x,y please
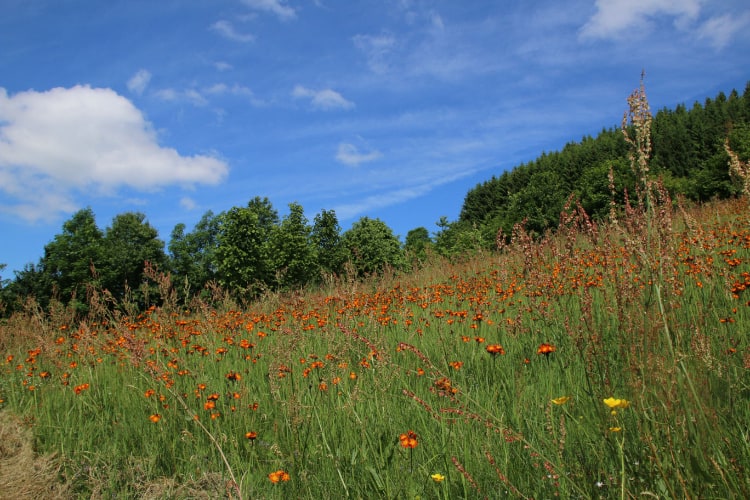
449,361 -> 463,370
149,414 -> 161,423
486,344 -> 505,356
245,431 -> 258,441
268,470 -> 290,483
399,430 -> 418,449
537,343 -> 556,355
73,383 -> 90,395
225,371 -> 241,382
144,389 -> 156,398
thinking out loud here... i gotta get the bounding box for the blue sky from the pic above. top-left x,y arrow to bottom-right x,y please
1,0 -> 749,276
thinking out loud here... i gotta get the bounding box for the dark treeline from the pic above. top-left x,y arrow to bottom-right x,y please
437,81 -> 750,253
1,82 -> 749,315
0,199 -> 411,315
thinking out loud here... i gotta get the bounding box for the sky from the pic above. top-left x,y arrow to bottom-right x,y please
1,0 -> 750,277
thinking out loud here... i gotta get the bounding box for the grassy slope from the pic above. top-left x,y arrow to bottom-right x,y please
1,195 -> 749,499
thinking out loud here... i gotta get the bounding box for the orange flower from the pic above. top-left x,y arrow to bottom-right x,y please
268,470 -> 290,483
486,344 -> 505,356
225,371 -> 241,382
449,361 -> 463,370
149,414 -> 161,423
399,430 -> 418,449
245,431 -> 257,441
73,383 -> 90,395
537,343 -> 556,355
144,389 -> 156,398
204,401 -> 216,410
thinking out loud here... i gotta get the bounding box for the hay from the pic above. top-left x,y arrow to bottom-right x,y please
0,411 -> 70,500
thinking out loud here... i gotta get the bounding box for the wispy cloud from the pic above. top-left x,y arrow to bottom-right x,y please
0,86 -> 228,222
180,197 -> 198,211
331,167 -> 475,222
696,12 -> 750,50
126,69 -> 151,95
241,0 -> 296,21
207,83 -> 265,106
579,0 -> 701,40
154,88 -> 209,106
352,33 -> 397,74
335,142 -> 382,167
292,85 -> 354,110
210,20 -> 255,43
214,61 -> 233,71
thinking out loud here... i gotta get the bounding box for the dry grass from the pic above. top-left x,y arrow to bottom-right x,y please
0,411 -> 69,500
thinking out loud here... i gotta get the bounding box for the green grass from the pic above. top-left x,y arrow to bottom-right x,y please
1,197 -> 749,499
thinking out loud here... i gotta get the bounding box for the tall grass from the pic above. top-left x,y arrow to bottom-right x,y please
1,192 -> 748,499
2,84 -> 749,498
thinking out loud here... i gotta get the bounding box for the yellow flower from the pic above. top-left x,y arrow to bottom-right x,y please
603,397 -> 630,409
431,473 -> 446,483
609,427 -> 622,432
551,396 -> 571,405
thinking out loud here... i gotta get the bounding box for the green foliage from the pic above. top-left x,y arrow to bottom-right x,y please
342,216 -> 405,276
452,81 -> 750,256
215,197 -> 279,296
168,210 -> 222,296
404,226 -> 432,263
40,208 -> 104,310
100,212 -> 167,302
311,209 -> 347,277
269,202 -> 318,290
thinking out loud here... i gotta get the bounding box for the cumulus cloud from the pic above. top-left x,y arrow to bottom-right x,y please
335,142 -> 381,167
241,0 -> 296,20
0,85 -> 228,222
580,0 -> 701,39
210,20 -> 255,42
127,69 -> 151,95
292,85 -> 354,110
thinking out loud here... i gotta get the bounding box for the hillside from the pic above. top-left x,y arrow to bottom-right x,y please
449,81 -> 750,248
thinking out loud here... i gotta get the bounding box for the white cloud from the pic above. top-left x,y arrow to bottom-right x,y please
292,85 -> 354,110
154,88 -> 208,106
696,12 -> 750,50
241,0 -> 296,20
210,20 -> 255,42
353,33 -> 397,73
580,0 -> 702,39
335,142 -> 381,166
0,85 -> 228,222
180,197 -> 198,211
205,83 -> 265,106
127,69 -> 151,95
214,61 -> 233,71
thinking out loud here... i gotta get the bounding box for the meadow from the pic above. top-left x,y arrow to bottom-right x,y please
1,186 -> 748,499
